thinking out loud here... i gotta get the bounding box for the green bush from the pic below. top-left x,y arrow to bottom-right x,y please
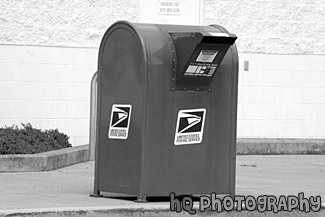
0,123 -> 72,154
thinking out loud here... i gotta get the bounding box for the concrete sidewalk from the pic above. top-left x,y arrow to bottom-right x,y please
0,155 -> 324,216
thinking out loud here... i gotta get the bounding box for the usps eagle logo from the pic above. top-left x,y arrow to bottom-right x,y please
174,108 -> 206,145
108,104 -> 132,139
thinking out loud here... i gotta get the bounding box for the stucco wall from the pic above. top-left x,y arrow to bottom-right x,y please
2,0 -> 324,54
0,0 -> 138,47
204,0 -> 325,55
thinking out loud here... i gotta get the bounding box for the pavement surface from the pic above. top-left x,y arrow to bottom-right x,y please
0,155 -> 324,216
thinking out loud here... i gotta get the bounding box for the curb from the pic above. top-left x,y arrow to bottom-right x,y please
1,138 -> 325,172
0,145 -> 89,172
0,203 -> 324,217
237,138 -> 325,155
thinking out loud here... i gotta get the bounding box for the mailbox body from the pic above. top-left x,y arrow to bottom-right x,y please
94,21 -> 238,201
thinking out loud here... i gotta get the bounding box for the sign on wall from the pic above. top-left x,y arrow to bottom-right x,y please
139,0 -> 203,25
158,0 -> 181,15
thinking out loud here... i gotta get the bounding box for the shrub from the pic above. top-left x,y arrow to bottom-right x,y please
0,123 -> 72,154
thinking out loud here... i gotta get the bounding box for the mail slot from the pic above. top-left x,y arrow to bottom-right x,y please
93,21 -> 238,202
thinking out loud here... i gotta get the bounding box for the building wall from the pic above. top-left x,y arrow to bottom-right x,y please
0,0 -> 138,146
204,0 -> 325,138
0,0 -> 138,47
0,0 -> 324,146
237,54 -> 325,138
204,0 -> 325,55
0,45 -> 97,145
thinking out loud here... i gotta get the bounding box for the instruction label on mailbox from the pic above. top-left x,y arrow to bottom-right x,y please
196,50 -> 218,63
108,104 -> 132,139
174,108 -> 206,145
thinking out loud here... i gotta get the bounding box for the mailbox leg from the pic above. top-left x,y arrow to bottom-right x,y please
90,191 -> 103,198
135,195 -> 147,203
